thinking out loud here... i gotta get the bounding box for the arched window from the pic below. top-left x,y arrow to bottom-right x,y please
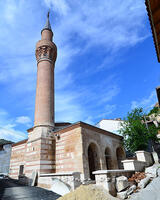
105,147 -> 112,169
116,147 -> 125,169
88,143 -> 100,180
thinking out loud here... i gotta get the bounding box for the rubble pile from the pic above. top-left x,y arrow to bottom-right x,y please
128,172 -> 146,185
58,165 -> 160,200
57,185 -> 118,200
117,164 -> 160,199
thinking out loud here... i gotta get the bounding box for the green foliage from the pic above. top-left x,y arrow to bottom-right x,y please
119,108 -> 159,153
0,139 -> 13,145
148,107 -> 160,116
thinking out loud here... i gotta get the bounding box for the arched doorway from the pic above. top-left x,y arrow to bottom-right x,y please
105,147 -> 112,169
88,143 -> 100,180
116,147 -> 125,169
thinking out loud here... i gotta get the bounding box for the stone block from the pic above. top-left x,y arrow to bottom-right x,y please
126,184 -> 136,195
138,177 -> 150,189
117,191 -> 128,199
136,151 -> 153,167
145,165 -> 159,178
158,168 -> 160,176
122,160 -> 145,172
152,152 -> 159,164
116,176 -> 129,192
39,172 -> 81,191
51,178 -> 70,196
93,170 -> 135,197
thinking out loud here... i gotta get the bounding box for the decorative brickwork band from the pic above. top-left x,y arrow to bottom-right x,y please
36,45 -> 56,64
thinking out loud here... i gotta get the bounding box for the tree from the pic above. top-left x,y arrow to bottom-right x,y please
119,108 -> 159,153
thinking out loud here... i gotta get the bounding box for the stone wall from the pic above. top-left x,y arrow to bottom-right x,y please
96,119 -> 124,135
54,122 -> 124,181
38,172 -> 81,194
26,127 -> 56,177
0,144 -> 12,175
81,126 -> 125,179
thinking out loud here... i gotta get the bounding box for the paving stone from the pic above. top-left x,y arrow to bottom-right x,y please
0,179 -> 61,200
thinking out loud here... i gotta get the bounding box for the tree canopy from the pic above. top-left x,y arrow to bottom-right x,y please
119,108 -> 159,153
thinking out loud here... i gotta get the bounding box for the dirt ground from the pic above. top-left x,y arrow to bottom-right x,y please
57,185 -> 118,200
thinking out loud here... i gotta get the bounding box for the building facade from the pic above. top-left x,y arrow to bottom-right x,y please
96,119 -> 124,136
146,0 -> 160,62
0,139 -> 13,175
9,13 -> 125,187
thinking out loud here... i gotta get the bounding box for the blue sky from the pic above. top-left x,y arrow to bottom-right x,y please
0,0 -> 159,142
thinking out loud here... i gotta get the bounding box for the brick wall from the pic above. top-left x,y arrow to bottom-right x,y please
9,141 -> 27,179
55,127 -> 83,173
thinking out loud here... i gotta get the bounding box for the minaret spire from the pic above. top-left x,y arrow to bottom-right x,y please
42,10 -> 52,33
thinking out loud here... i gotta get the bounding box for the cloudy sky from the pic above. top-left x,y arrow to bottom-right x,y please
0,0 -> 159,142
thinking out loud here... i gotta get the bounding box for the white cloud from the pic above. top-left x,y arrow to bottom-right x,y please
44,0 -> 70,15
131,91 -> 157,111
47,0 -> 148,52
4,0 -> 17,24
83,104 -> 117,125
97,105 -> 117,119
0,124 -> 26,142
0,109 -> 27,142
99,86 -> 120,105
16,116 -> 31,125
55,92 -> 83,122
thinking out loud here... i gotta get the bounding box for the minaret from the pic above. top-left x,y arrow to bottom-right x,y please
26,13 -> 57,177
34,12 -> 57,128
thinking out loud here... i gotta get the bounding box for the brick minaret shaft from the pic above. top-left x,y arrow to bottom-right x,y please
34,12 -> 57,128
25,13 -> 57,178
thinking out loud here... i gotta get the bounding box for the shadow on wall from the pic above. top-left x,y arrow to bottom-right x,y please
88,143 -> 101,180
116,147 -> 125,169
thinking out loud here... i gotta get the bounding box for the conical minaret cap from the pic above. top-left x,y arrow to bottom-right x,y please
41,11 -> 52,33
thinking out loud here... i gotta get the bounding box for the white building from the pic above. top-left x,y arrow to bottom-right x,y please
96,119 -> 124,136
0,139 -> 13,175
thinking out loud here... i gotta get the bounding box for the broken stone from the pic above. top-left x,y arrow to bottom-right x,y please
116,176 -> 129,192
117,191 -> 128,199
30,170 -> 38,186
158,168 -> 160,177
138,176 -> 150,189
145,165 -> 158,178
127,184 -> 136,195
152,152 -> 159,164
